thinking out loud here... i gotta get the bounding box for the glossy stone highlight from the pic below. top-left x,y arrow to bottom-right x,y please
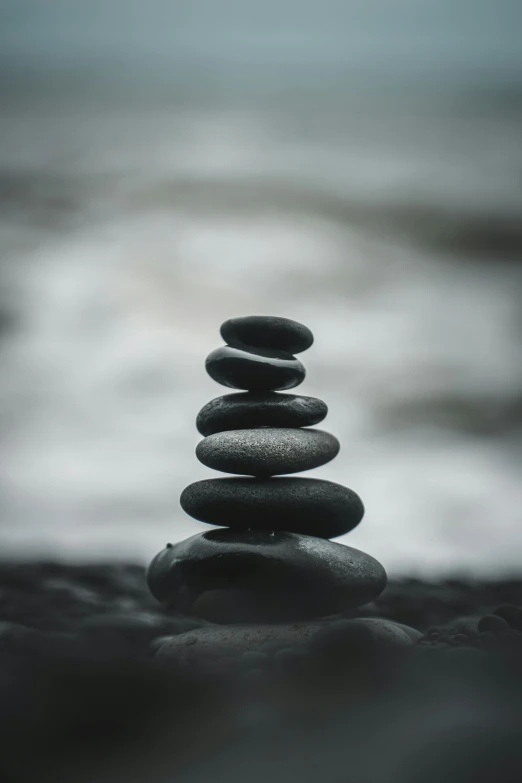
221,315 -> 314,354
180,477 -> 364,538
147,529 -> 387,623
196,392 -> 328,436
196,427 -> 340,476
206,345 -> 305,391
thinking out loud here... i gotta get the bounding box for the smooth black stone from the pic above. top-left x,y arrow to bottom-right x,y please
205,345 -> 305,391
196,392 -> 328,436
310,618 -> 417,655
179,477 -> 364,538
154,618 -> 415,664
493,605 -> 522,629
147,529 -> 387,623
155,622 -> 326,660
196,427 -> 340,476
220,315 -> 314,354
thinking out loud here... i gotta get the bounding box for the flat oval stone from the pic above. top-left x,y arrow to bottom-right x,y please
155,622 -> 326,662
147,529 -> 387,623
180,477 -> 364,538
310,618 -> 419,654
196,392 -> 328,436
381,620 -> 423,643
221,315 -> 313,354
196,428 -> 340,476
205,345 -> 305,391
155,618 -> 415,664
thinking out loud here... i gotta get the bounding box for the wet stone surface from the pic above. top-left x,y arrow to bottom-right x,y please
196,392 -> 328,436
179,477 -> 365,538
155,622 -> 326,662
1,564 -> 522,783
205,345 -> 305,391
196,427 -> 340,476
220,315 -> 314,355
155,617 -> 419,664
147,529 -> 387,623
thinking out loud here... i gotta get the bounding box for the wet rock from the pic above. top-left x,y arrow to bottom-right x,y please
147,529 -> 387,623
381,620 -> 423,643
494,605 -> 521,629
196,392 -> 327,436
180,477 -> 364,538
205,345 -> 305,391
196,427 -> 340,476
155,621 -> 325,663
220,315 -> 314,354
310,618 -> 416,656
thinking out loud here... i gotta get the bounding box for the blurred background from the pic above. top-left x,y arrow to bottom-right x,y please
0,0 -> 521,574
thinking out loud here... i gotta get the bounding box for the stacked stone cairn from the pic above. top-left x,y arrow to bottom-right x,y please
148,316 -> 417,660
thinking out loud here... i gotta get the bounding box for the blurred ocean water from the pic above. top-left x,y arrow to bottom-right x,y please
0,1 -> 521,573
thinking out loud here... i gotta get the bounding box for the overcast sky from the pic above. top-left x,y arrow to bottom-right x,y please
1,0 -> 522,97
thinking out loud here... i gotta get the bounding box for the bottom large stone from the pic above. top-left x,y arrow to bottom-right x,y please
154,618 -> 417,663
155,622 -> 326,662
147,529 -> 387,624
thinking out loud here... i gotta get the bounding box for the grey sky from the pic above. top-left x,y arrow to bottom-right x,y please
1,0 -> 521,91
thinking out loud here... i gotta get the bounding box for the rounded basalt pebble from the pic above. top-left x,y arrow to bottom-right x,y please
494,605 -> 522,629
478,614 -> 510,633
205,345 -> 305,391
155,622 -> 326,662
196,428 -> 340,477
380,620 -> 423,643
192,589 -> 261,624
180,477 -> 364,538
150,635 -> 177,653
311,618 -> 415,655
196,392 -> 328,436
147,529 -> 387,624
220,315 -> 314,355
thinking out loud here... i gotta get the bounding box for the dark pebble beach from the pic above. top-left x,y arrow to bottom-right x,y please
1,561 -> 522,783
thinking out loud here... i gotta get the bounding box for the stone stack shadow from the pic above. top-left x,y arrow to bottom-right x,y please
147,316 -> 390,629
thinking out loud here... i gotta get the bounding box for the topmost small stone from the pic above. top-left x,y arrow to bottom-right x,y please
221,316 -> 314,355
